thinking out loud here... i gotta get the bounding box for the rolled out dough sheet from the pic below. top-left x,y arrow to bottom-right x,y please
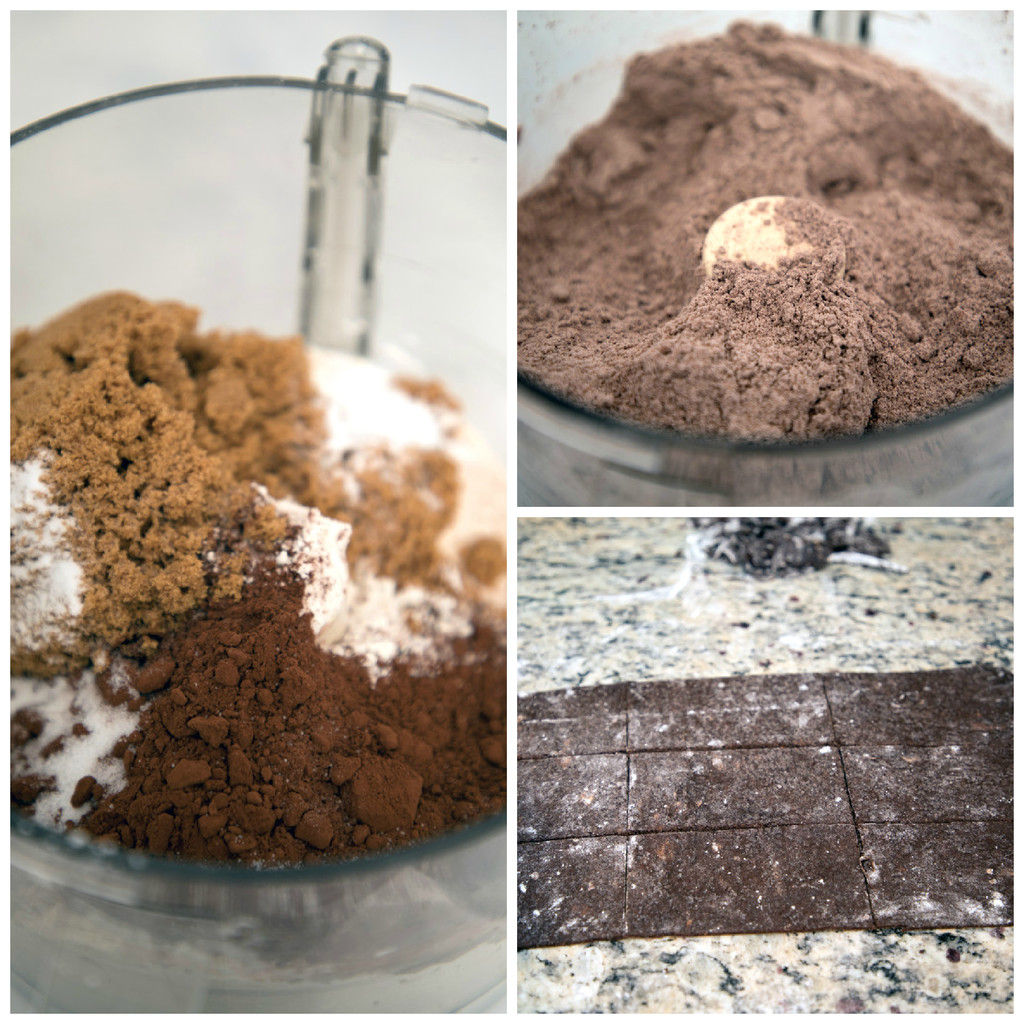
517,666 -> 1012,948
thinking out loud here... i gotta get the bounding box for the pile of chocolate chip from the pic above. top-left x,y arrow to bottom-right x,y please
690,518 -> 890,577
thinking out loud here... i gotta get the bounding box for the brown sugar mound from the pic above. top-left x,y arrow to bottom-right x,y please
12,295 -> 239,670
460,537 -> 507,586
393,375 -> 462,411
10,293 -> 326,673
74,557 -> 506,864
181,325 -> 325,502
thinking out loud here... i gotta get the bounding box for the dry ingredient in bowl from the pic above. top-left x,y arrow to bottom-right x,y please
517,22 -> 1013,441
11,292 -> 506,863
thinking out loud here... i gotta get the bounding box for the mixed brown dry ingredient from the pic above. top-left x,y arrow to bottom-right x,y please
320,449 -> 459,588
11,292 -> 484,674
11,291 -> 506,863
518,22 -> 1013,440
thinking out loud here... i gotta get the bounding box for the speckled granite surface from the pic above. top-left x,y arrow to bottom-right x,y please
516,517 -> 1013,1013
517,927 -> 1012,1013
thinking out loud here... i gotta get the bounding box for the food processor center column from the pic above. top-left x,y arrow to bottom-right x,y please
301,36 -> 390,355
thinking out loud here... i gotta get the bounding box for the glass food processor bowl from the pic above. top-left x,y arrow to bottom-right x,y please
517,11 -> 1013,506
11,39 -> 506,1013
11,813 -> 505,1013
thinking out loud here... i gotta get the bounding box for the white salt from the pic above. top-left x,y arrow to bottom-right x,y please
11,663 -> 139,826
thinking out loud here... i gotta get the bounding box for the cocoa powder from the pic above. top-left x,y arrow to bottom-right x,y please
517,22 -> 1013,440
67,552 -> 506,864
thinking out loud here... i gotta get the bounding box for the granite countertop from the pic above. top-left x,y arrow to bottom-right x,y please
516,517 -> 1013,1013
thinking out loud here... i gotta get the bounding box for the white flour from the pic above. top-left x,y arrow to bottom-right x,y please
308,347 -> 450,453
264,487 -> 351,639
11,455 -> 84,654
322,569 -> 473,681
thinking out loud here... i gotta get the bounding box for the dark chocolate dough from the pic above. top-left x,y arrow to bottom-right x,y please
859,822 -> 1012,929
517,836 -> 627,949
517,683 -> 628,758
627,826 -> 872,938
825,665 -> 1012,745
517,753 -> 627,841
842,736 -> 1012,823
630,672 -> 832,750
517,666 -> 1012,947
628,747 -> 849,833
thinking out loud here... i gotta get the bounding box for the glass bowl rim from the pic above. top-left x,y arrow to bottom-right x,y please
518,372 -> 1014,455
12,806 -> 506,885
11,75 -> 507,146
